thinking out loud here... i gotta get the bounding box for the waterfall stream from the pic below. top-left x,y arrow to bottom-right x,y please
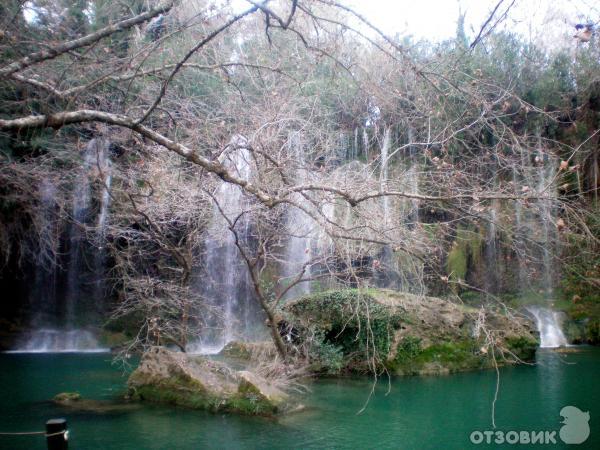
12,139 -> 111,353
283,134 -> 313,298
189,141 -> 256,353
527,306 -> 568,348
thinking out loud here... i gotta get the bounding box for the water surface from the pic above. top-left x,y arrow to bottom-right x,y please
0,349 -> 597,449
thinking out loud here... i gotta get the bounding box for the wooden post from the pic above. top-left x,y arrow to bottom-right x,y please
46,418 -> 68,450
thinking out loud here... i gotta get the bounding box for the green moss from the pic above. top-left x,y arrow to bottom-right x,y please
130,374 -> 213,410
284,289 -> 404,373
53,392 -> 81,403
98,330 -> 129,348
130,373 -> 279,416
388,338 -> 487,375
447,243 -> 467,281
394,336 -> 422,364
446,226 -> 484,287
227,382 -> 278,416
418,341 -> 481,367
504,336 -> 537,361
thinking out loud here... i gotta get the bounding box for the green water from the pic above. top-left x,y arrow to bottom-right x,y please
0,349 -> 598,449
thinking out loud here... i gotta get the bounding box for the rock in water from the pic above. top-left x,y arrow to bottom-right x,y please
127,347 -> 286,415
277,289 -> 539,376
53,392 -> 81,404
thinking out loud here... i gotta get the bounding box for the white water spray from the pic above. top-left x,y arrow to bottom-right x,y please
527,306 -> 568,348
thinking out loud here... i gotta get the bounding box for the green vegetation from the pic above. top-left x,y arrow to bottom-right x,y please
559,205 -> 600,344
282,289 -> 537,376
504,336 -> 538,361
388,336 -> 487,375
283,290 -> 404,373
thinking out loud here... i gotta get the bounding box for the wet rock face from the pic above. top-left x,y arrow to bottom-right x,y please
278,289 -> 539,376
127,347 -> 286,415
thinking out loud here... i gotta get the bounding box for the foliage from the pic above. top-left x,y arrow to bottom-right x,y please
560,204 -> 600,343
389,338 -> 486,375
283,290 -> 404,372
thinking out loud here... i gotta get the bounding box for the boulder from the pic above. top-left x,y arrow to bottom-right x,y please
219,340 -> 277,360
127,346 -> 286,415
277,289 -> 538,376
53,392 -> 81,404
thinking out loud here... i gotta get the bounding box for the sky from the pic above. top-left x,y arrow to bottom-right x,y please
231,0 -> 599,50
344,0 -> 598,48
24,0 -> 599,50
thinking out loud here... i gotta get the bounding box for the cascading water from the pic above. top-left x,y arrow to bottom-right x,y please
9,329 -> 106,353
26,180 -> 59,329
527,306 -> 568,348
536,148 -> 556,295
189,139 -> 257,353
380,127 -> 391,225
484,202 -> 500,293
375,127 -> 405,289
283,134 -> 314,298
512,140 -> 568,348
93,152 -> 112,303
13,139 -> 111,353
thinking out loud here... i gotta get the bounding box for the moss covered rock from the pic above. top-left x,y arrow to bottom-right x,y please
219,341 -> 277,360
279,289 -> 538,376
127,347 -> 286,415
53,392 -> 81,404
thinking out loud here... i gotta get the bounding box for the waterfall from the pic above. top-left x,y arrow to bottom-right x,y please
527,306 -> 568,348
380,127 -> 391,225
93,154 -> 112,303
9,329 -> 107,353
65,142 -> 95,323
404,126 -> 419,227
66,138 -> 112,321
283,134 -> 313,299
12,139 -> 111,353
484,203 -> 500,293
362,128 -> 369,162
189,140 -> 256,353
537,149 -> 556,295
283,206 -> 313,298
513,140 -> 568,348
512,166 -> 528,287
28,180 -> 59,329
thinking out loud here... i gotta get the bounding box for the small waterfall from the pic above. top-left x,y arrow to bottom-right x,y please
13,139 -> 111,353
189,140 -> 256,353
527,306 -> 568,348
66,138 -> 112,321
283,207 -> 313,298
380,127 -> 391,224
512,166 -> 528,287
484,203 -> 499,293
404,127 -> 419,227
536,148 -> 556,295
283,134 -> 313,298
93,153 -> 112,303
10,329 -> 107,353
29,180 -> 59,328
65,143 -> 96,323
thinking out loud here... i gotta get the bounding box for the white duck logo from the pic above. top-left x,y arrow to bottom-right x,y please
559,406 -> 590,444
